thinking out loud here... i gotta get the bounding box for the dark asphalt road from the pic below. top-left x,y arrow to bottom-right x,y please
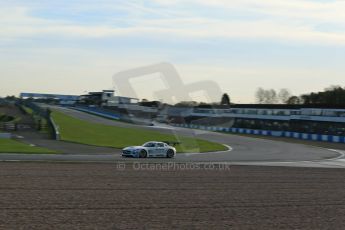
1,106 -> 344,167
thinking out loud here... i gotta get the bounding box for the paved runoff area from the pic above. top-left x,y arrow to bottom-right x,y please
1,162 -> 345,229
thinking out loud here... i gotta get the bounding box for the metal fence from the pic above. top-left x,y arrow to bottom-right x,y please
0,122 -> 16,131
15,101 -> 59,140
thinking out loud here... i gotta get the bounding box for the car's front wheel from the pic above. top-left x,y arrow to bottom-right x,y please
167,149 -> 175,158
139,150 -> 147,158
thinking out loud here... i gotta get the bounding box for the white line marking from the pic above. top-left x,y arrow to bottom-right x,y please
228,148 -> 345,168
325,149 -> 345,161
181,144 -> 233,157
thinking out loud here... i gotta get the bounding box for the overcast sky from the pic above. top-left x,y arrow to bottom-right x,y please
1,0 -> 345,103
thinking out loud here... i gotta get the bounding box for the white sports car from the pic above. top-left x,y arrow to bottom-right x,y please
122,141 -> 177,158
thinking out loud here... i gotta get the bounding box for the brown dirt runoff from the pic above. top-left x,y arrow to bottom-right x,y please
1,162 -> 345,230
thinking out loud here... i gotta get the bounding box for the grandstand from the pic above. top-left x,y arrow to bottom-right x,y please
164,105 -> 345,136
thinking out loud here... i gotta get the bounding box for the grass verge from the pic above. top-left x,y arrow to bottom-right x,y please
21,106 -> 34,115
0,139 -> 57,154
51,111 -> 227,153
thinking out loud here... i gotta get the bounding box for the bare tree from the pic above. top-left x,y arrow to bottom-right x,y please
255,88 -> 266,104
256,88 -> 278,104
278,88 -> 292,104
268,89 -> 278,104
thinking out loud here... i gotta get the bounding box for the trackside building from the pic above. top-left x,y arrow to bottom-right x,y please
164,104 -> 345,137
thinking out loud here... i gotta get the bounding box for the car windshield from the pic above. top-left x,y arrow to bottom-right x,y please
143,142 -> 155,147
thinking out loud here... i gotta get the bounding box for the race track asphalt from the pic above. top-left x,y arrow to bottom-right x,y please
1,106 -> 345,168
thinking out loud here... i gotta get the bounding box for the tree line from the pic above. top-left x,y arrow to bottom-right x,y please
255,85 -> 345,106
255,88 -> 291,104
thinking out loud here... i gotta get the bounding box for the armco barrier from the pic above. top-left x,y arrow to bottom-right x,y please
72,107 -> 155,126
49,116 -> 60,141
72,107 -> 120,120
172,123 -> 345,144
0,133 -> 11,139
